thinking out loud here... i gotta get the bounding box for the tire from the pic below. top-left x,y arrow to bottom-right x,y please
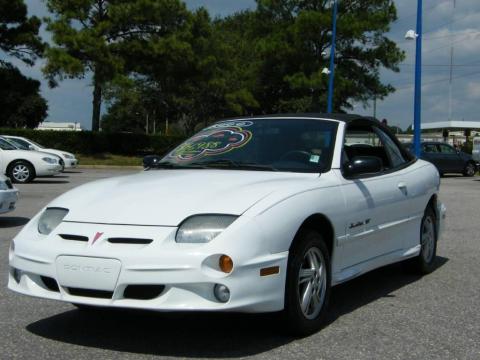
463,162 -> 476,177
284,229 -> 331,336
59,159 -> 65,172
8,161 -> 35,183
409,206 -> 438,274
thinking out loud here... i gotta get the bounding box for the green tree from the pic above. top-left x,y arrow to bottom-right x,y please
0,65 -> 48,128
43,0 -> 191,131
218,0 -> 404,113
0,0 -> 44,65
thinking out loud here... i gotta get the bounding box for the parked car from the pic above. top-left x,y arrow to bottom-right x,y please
8,114 -> 446,335
0,136 -> 63,183
406,142 -> 477,177
3,135 -> 78,171
0,174 -> 18,214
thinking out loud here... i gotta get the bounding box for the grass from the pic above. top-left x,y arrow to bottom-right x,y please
77,154 -> 143,166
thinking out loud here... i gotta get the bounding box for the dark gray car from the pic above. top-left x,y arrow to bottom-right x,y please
407,142 -> 476,177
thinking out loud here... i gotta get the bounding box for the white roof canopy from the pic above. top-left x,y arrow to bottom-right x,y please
414,121 -> 480,130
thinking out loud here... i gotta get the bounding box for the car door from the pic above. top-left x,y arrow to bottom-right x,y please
336,123 -> 413,272
437,144 -> 461,172
421,143 -> 443,170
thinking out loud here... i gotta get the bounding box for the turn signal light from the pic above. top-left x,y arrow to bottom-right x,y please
219,255 -> 233,273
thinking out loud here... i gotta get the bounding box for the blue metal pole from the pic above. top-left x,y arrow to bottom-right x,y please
413,0 -> 423,157
327,0 -> 338,113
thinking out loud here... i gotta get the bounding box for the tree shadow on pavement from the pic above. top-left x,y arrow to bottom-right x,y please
0,216 -> 30,228
26,257 -> 448,358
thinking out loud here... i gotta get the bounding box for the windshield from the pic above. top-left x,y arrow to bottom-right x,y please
160,118 -> 338,173
0,138 -> 18,150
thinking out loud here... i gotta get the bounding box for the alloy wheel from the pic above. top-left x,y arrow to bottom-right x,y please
298,247 -> 327,320
13,164 -> 30,182
421,216 -> 435,263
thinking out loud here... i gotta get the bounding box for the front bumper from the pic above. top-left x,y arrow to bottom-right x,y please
36,163 -> 63,176
8,221 -> 287,313
0,189 -> 18,214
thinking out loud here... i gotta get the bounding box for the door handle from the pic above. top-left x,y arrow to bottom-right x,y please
398,182 -> 408,194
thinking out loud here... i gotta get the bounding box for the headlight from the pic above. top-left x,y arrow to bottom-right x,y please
176,215 -> 238,243
38,208 -> 69,235
42,157 -> 58,164
0,181 -> 7,190
63,153 -> 74,159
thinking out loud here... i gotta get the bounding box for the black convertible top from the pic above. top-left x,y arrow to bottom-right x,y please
228,113 -> 368,123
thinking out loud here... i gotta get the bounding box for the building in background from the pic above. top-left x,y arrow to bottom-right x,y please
36,122 -> 82,131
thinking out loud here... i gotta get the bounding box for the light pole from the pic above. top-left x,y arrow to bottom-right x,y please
405,0 -> 423,157
327,0 -> 338,113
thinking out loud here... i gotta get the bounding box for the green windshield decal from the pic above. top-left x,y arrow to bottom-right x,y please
169,126 -> 253,161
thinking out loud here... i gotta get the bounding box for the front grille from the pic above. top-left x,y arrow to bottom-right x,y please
108,238 -> 153,245
68,288 -> 113,299
123,285 -> 165,300
41,276 -> 60,292
59,234 -> 89,242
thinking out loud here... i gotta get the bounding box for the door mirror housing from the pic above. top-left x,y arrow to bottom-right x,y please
143,155 -> 162,169
28,145 -> 35,150
344,156 -> 383,177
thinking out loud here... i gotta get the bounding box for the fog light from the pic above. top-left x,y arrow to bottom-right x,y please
219,255 -> 233,273
214,284 -> 230,303
12,268 -> 21,283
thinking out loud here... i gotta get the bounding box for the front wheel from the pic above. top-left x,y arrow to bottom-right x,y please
284,229 -> 331,336
463,162 -> 476,177
8,161 -> 35,183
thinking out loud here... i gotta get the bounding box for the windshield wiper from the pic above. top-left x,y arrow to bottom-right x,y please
190,159 -> 278,171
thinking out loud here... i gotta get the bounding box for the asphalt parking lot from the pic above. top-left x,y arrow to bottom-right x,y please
1,169 -> 479,360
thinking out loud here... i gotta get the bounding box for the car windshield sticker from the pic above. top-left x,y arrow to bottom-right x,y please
169,126 -> 253,161
206,121 -> 254,130
309,154 -> 320,163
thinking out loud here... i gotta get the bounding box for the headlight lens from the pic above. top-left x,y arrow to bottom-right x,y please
63,153 -> 74,159
0,181 -> 7,190
38,208 -> 69,235
176,215 -> 238,243
42,157 -> 58,164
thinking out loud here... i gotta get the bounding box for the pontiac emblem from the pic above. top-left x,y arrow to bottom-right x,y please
91,232 -> 104,245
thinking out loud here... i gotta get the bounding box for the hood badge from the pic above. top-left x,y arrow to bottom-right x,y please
91,232 -> 104,245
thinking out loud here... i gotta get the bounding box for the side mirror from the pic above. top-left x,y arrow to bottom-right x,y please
143,155 -> 162,169
28,145 -> 35,150
344,156 -> 383,177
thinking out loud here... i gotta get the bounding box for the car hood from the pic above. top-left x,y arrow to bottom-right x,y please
50,170 -> 320,226
2,149 -> 58,160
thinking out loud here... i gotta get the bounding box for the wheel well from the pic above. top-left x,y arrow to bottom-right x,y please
7,159 -> 36,177
291,214 -> 334,256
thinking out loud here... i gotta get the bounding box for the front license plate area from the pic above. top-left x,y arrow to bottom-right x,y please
56,256 -> 121,291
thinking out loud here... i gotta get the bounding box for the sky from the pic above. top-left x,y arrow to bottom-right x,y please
2,0 -> 480,130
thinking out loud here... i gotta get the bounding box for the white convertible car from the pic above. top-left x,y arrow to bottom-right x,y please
8,115 -> 446,335
3,135 -> 78,171
0,137 -> 63,183
0,174 -> 18,214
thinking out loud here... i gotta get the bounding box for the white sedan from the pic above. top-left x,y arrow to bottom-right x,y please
0,174 -> 18,214
3,135 -> 78,171
8,115 -> 446,335
0,137 -> 63,183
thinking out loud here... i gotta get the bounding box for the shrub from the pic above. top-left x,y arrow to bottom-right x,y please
0,128 -> 185,156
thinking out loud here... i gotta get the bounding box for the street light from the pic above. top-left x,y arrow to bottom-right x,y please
327,0 -> 338,113
405,0 -> 423,157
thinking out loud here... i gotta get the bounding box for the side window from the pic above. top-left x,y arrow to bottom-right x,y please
374,127 -> 407,168
423,144 -> 438,153
439,144 -> 456,154
344,127 -> 390,170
